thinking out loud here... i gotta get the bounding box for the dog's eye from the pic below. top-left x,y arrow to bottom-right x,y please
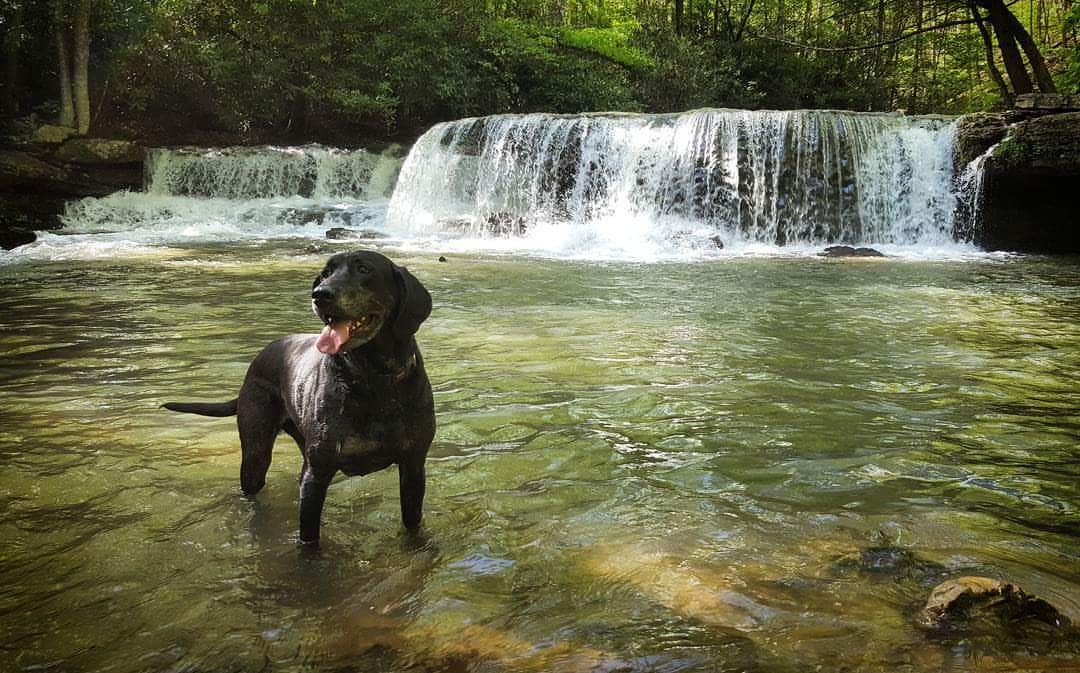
351,260 -> 372,274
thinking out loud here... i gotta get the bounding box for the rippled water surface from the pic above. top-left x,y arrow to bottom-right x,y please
2,244 -> 1079,672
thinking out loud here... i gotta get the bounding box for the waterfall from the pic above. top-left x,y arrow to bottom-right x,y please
54,145 -> 404,245
144,145 -> 402,200
387,109 -> 964,254
14,111 -> 988,263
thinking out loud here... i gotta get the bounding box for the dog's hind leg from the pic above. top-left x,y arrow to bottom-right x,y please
236,385 -> 281,497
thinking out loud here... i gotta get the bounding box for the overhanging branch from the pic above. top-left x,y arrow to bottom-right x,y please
751,15 -> 980,52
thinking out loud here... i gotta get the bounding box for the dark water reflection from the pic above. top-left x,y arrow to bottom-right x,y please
1,247 -> 1079,672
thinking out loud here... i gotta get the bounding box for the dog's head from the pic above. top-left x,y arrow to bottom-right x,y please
311,250 -> 431,355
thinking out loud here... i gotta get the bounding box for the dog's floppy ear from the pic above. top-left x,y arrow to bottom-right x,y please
391,263 -> 431,340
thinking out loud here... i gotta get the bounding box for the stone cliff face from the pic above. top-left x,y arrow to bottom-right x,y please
956,108 -> 1080,254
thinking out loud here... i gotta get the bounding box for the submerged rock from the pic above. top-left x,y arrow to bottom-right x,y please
831,545 -> 947,581
820,245 -> 885,258
919,576 -> 1071,630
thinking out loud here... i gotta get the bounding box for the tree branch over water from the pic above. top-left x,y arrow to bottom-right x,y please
751,15 -> 980,52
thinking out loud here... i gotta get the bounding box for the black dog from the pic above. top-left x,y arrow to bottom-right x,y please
164,250 -> 434,546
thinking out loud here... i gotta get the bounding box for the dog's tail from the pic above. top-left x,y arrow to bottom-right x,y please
162,399 -> 238,417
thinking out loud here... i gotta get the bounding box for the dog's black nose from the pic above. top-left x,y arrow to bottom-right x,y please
312,286 -> 337,303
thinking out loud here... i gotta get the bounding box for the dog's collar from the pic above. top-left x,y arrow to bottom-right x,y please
388,353 -> 417,384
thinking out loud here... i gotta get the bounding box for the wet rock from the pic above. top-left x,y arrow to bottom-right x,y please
709,235 -> 725,249
820,245 -> 885,258
484,212 -> 526,236
0,149 -> 142,197
325,227 -> 388,240
954,112 -> 1011,167
55,138 -> 144,165
32,124 -> 77,144
0,227 -> 36,250
974,112 -> 1080,253
919,576 -> 1071,630
438,255 -> 447,262
326,227 -> 355,239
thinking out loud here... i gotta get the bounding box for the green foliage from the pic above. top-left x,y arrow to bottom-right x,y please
1060,5 -> 1080,94
560,24 -> 653,69
9,0 -> 1076,141
631,32 -> 762,111
476,18 -> 639,113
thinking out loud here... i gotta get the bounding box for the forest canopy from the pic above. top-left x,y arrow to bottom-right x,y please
2,0 -> 1078,144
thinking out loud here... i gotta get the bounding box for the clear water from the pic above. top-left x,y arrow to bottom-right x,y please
2,241 -> 1079,672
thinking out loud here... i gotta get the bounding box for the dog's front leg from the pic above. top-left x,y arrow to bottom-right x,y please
398,456 -> 425,531
298,456 -> 337,546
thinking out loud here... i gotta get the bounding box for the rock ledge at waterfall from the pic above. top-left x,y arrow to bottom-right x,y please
0,136 -> 144,248
956,111 -> 1080,254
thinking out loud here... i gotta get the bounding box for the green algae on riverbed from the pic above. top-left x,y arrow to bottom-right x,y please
1,248 -> 1078,672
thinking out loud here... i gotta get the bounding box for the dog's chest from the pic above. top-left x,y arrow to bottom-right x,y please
335,430 -> 396,476
332,401 -> 412,475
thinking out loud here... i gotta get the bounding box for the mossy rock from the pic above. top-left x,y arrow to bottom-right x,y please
55,138 -> 145,165
32,124 -> 77,144
990,112 -> 1080,173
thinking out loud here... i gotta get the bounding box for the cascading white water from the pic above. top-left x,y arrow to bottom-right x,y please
387,109 -> 966,256
6,110 -> 992,264
49,145 -> 404,252
144,145 -> 400,200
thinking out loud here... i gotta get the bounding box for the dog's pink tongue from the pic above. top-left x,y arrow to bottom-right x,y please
316,321 -> 349,355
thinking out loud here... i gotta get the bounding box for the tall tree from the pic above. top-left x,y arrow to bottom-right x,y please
2,2 -> 22,117
52,0 -> 92,133
53,0 -> 75,127
73,0 -> 90,134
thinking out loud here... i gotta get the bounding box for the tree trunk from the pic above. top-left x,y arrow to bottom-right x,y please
910,0 -> 923,110
54,1 -> 75,128
970,2 -> 1011,102
675,0 -> 685,35
3,3 -> 22,117
1001,4 -> 1056,92
873,0 -> 885,106
73,0 -> 91,134
982,0 -> 1033,95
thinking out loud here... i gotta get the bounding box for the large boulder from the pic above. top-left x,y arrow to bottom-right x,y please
55,138 -> 144,165
972,112 -> 1080,253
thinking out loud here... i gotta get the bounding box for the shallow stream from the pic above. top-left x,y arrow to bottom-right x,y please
2,241 -> 1078,672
